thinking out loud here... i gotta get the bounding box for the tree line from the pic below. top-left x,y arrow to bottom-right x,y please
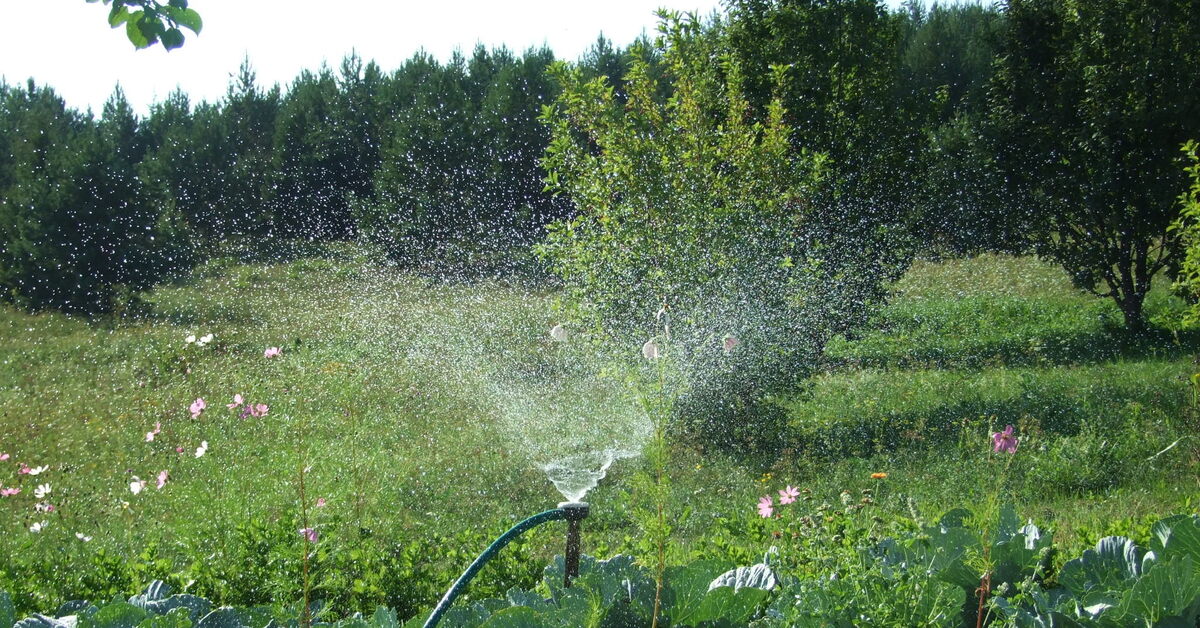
2,0 -> 1199,334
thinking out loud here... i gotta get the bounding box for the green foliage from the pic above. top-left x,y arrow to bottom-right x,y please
987,0 -> 1200,331
1172,140 -> 1200,327
541,12 -> 904,450
86,0 -> 202,50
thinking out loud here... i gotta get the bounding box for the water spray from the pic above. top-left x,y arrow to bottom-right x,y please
422,501 -> 590,628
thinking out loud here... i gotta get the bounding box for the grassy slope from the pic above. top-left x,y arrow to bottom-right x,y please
0,250 -> 1197,617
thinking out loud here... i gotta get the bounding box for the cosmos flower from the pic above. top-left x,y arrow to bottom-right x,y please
75,532 -> 93,542
18,463 -> 31,474
35,502 -> 54,512
34,483 -> 51,499
130,477 -> 147,495
0,487 -> 19,497
642,339 -> 661,361
185,334 -> 196,344
299,527 -> 319,543
778,485 -> 800,505
227,393 -> 245,409
871,472 -> 888,479
315,497 -> 327,507
156,470 -> 169,490
195,441 -> 208,458
723,335 -> 740,353
992,425 -> 1019,454
757,496 -> 774,518
0,453 -> 9,461
196,333 -> 214,347
30,521 -> 47,533
28,465 -> 48,475
175,447 -> 184,454
251,404 -> 269,418
264,347 -> 282,358
145,421 -> 161,442
190,398 -> 206,419
549,324 -> 567,342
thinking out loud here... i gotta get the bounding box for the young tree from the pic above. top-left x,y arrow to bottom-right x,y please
541,13 -> 905,449
989,0 -> 1200,331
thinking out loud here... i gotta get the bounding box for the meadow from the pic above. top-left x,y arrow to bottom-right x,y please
0,246 -> 1197,623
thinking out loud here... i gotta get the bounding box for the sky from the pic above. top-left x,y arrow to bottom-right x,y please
0,0 -> 731,116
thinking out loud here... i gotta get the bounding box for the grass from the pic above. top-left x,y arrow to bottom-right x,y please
0,250 -> 1197,619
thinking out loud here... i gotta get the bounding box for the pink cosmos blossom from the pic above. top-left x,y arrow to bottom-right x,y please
992,425 -> 1019,454
35,502 -> 54,512
175,447 -> 184,454
315,498 -> 327,508
145,421 -> 161,442
189,398 -> 206,419
156,470 -> 169,490
18,463 -> 31,474
757,496 -> 774,518
642,339 -> 661,361
264,347 -> 282,358
251,404 -> 269,417
778,485 -> 800,505
0,453 -> 9,461
227,394 -> 245,409
0,487 -> 19,497
723,335 -> 740,353
299,527 -> 318,543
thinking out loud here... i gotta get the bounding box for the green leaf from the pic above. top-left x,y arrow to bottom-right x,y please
138,608 -> 195,628
91,603 -> 150,628
161,28 -> 185,51
125,12 -> 150,48
368,607 -> 398,628
478,606 -> 547,628
694,587 -> 769,625
108,6 -> 132,27
1058,536 -> 1144,597
169,8 -> 202,34
168,0 -> 189,8
1152,514 -> 1200,574
194,609 -> 245,628
1117,556 -> 1200,624
664,560 -> 734,627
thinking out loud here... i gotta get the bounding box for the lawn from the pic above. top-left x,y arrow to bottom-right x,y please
0,248 -> 1196,621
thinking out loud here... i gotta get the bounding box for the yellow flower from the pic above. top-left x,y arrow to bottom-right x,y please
871,472 -> 888,479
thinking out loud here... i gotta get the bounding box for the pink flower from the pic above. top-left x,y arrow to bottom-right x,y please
992,425 -> 1019,454
757,496 -> 774,518
18,463 -> 31,474
723,335 -> 740,353
315,498 -> 327,508
227,394 -> 245,409
0,487 -> 19,497
189,398 -> 206,419
156,470 -> 169,490
299,527 -> 318,543
778,485 -> 800,505
175,447 -> 184,454
264,347 -> 282,358
145,421 -> 161,442
251,403 -> 269,417
0,453 -> 9,461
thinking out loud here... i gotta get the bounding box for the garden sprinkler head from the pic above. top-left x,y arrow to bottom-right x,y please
558,501 -> 589,587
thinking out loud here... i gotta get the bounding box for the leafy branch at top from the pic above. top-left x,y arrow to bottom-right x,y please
85,0 -> 202,50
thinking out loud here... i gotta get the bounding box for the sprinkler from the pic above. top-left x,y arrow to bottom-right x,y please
423,501 -> 590,628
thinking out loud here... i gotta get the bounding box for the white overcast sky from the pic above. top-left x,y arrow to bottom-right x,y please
1,0 -> 920,116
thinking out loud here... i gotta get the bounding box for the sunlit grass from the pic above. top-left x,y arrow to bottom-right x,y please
0,249 -> 1197,617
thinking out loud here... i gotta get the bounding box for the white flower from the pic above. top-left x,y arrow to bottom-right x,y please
34,483 -> 51,499
195,441 -> 208,458
35,502 -> 53,512
549,324 -> 567,342
28,465 -> 48,475
642,339 -> 661,361
75,532 -> 93,542
196,333 -> 214,347
29,520 -> 47,533
185,334 -> 196,344
129,477 -> 147,495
